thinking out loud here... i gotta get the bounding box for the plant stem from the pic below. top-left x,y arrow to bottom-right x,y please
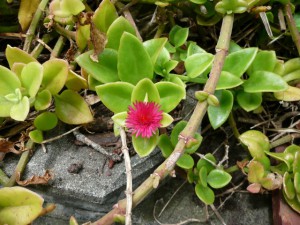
270,133 -> 300,149
31,33 -> 58,58
0,169 -> 9,185
5,140 -> 35,187
228,112 -> 240,139
284,1 -> 300,55
23,0 -> 49,53
51,25 -> 73,58
90,13 -> 234,225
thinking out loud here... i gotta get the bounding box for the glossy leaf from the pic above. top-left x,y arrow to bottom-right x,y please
169,25 -> 189,48
112,112 -> 127,127
29,129 -> 44,143
247,50 -> 277,74
170,121 -> 187,147
12,63 -> 25,78
243,71 -> 288,93
283,191 -> 300,214
185,132 -> 203,154
155,82 -> 185,113
0,96 -> 14,117
118,33 -> 153,84
207,169 -> 232,189
10,96 -> 30,121
93,0 -> 118,33
161,113 -> 173,127
42,59 -> 68,94
264,151 -> 294,171
18,0 -> 40,31
247,161 -> 265,183
34,89 -> 52,111
283,172 -> 295,200
106,17 -> 136,50
131,78 -> 160,103
199,166 -> 208,187
76,49 -> 119,83
0,65 -> 21,96
216,71 -> 243,90
222,48 -> 258,77
239,130 -> 270,160
215,0 -> 248,14
34,112 -> 58,131
21,62 -> 43,97
61,0 -> 85,15
176,153 -> 194,170
283,58 -> 300,75
274,85 -> 300,101
195,183 -> 215,205
88,75 -> 103,91
154,48 -> 170,76
196,153 -> 216,173
158,134 -> 173,158
76,24 -> 90,52
185,53 -> 214,78
65,70 -> 88,91
294,152 -> 300,174
0,186 -> 43,225
54,90 -> 93,124
143,38 -> 168,65
187,42 -> 206,57
208,90 -> 233,129
294,172 -> 300,194
132,132 -> 158,157
5,45 -> 37,69
96,82 -> 134,113
237,91 -> 262,112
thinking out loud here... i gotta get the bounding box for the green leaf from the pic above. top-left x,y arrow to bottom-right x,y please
247,161 -> 265,183
93,0 -> 118,33
283,172 -> 295,200
54,90 -> 93,124
118,33 -> 153,84
216,71 -> 243,90
0,96 -> 14,117
0,65 -> 21,96
112,112 -> 127,127
239,130 -> 270,160
42,59 -> 69,94
185,132 -> 203,154
208,90 -> 233,129
88,75 -> 103,91
18,0 -> 40,31
187,42 -> 206,57
207,169 -> 232,189
170,121 -> 187,147
161,113 -> 173,127
132,132 -> 158,157
131,78 -> 160,103
222,48 -> 258,77
155,82 -> 185,113
158,134 -> 173,158
96,82 -> 134,113
237,91 -> 262,112
176,153 -> 194,170
70,216 -> 79,225
243,71 -> 288,93
283,58 -> 300,75
75,24 -> 90,52
196,153 -> 216,173
34,112 -> 58,131
185,53 -> 214,78
294,172 -> 300,194
76,49 -> 119,83
154,48 -> 170,76
34,89 -> 52,111
106,17 -> 136,50
294,152 -> 300,174
215,0 -> 248,14
247,50 -> 277,74
190,0 -> 207,4
12,63 -> 25,78
10,96 -> 30,121
5,45 -> 37,69
274,85 -> 300,101
61,0 -> 85,15
29,129 -> 44,143
143,38 -> 168,65
195,183 -> 215,205
169,25 -> 189,48
199,166 -> 208,187
65,70 -> 88,91
0,186 -> 44,225
21,62 -> 43,97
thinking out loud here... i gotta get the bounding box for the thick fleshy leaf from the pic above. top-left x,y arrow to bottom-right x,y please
283,190 -> 300,214
0,96 -> 14,117
247,50 -> 277,74
274,85 -> 300,101
185,132 -> 203,154
199,166 -> 208,187
21,62 -> 43,97
131,78 -> 160,103
294,152 -> 300,174
239,130 -> 270,160
237,91 -> 262,112
154,48 -> 170,76
283,58 -> 300,75
12,63 -> 25,78
93,0 -> 118,33
5,45 -> 37,69
106,17 -> 136,50
247,161 -> 265,183
216,71 -> 243,90
10,96 -> 30,121
185,53 -> 214,78
158,134 -> 173,158
0,186 -> 44,225
283,172 -> 295,200
264,151 -> 293,171
207,169 -> 232,189
0,65 -> 21,96
243,71 -> 288,93
34,89 -> 52,111
176,153 -> 194,170
29,129 -> 44,143
42,59 -> 68,94
161,113 -> 173,127
61,0 -> 85,15
143,38 -> 168,65
169,25 -> 189,48
70,216 -> 79,225
294,172 -> 300,194
132,132 -> 158,157
65,70 -> 88,91
170,120 -> 187,147
118,33 -> 153,84
54,90 -> 93,124
76,49 -> 119,83
215,0 -> 248,14
195,183 -> 215,205
18,0 -> 40,31
155,82 -> 185,112
222,48 -> 258,77
207,90 -> 233,129
88,75 -> 103,91
187,42 -> 206,57
112,112 -> 127,127
76,24 -> 90,52
196,153 -> 216,173
96,82 -> 134,113
34,112 -> 58,131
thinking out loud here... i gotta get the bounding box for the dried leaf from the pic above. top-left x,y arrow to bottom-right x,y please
0,139 -> 21,155
18,0 -> 40,32
16,170 -> 53,186
90,22 -> 107,62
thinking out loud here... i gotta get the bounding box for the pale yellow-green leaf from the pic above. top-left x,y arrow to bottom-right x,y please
18,0 -> 40,31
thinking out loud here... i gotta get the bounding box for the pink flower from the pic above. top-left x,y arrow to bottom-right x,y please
126,101 -> 163,138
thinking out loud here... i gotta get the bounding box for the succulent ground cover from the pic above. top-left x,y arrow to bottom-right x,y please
0,0 -> 300,224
